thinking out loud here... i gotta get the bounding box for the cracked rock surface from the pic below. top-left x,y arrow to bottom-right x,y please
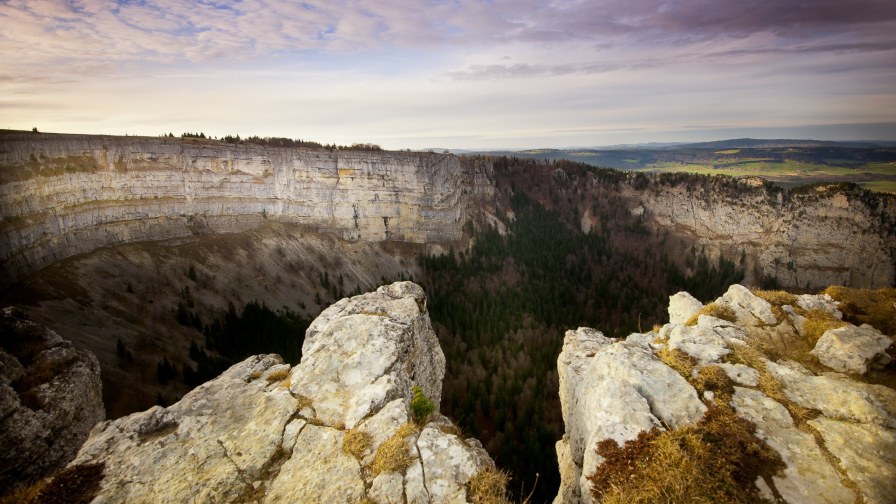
553,285 -> 896,504
70,282 -> 493,503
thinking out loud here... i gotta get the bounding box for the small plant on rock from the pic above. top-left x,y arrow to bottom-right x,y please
410,386 -> 435,423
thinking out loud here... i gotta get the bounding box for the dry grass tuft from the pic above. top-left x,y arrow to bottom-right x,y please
803,309 -> 846,343
693,366 -> 735,403
587,406 -> 784,504
248,370 -> 263,381
370,435 -> 415,475
342,428 -> 373,460
468,467 -> 511,504
266,369 -> 289,384
295,394 -> 313,411
751,289 -> 798,307
0,479 -> 45,504
396,423 -> 418,438
1,463 -> 108,504
651,324 -> 663,334
685,303 -> 737,326
657,347 -> 697,379
822,286 -> 896,336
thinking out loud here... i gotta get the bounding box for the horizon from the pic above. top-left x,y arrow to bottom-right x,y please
2,0 -> 895,150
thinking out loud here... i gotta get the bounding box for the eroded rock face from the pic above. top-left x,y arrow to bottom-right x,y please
70,283 -> 492,504
0,307 -> 104,488
0,133 -> 495,288
553,287 -> 896,504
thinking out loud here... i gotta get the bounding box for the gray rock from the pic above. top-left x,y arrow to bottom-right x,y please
668,291 -> 703,324
765,361 -> 896,428
716,363 -> 760,387
715,284 -> 777,326
586,341 -> 706,430
731,387 -> 854,504
557,327 -> 613,446
797,294 -> 842,318
666,324 -> 730,365
291,282 -> 444,429
809,418 -> 896,504
552,436 -> 581,504
416,426 -> 492,503
370,472 -> 405,504
0,307 -> 104,488
264,424 -> 365,504
810,324 -> 893,375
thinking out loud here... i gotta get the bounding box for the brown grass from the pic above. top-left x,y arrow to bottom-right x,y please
468,467 -> 511,504
266,369 -> 289,383
587,406 -> 784,504
685,303 -> 737,326
751,289 -> 798,307
370,435 -> 415,475
657,347 -> 697,379
651,324 -> 663,334
822,286 -> 896,336
295,394 -> 313,411
692,365 -> 736,403
803,309 -> 846,343
342,428 -> 373,460
0,463 -> 107,504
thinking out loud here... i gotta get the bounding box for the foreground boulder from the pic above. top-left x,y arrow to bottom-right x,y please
554,285 -> 896,504
0,307 -> 104,489
70,282 -> 494,504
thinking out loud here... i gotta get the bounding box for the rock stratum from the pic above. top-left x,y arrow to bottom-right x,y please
68,282 -> 495,504
555,284 -> 896,504
0,132 -> 494,288
625,177 -> 896,289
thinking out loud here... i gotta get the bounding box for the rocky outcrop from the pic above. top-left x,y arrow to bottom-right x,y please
0,133 -> 495,288
0,307 -> 104,488
554,285 -> 896,504
69,282 -> 494,503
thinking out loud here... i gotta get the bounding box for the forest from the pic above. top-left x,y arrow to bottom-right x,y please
416,156 -> 745,502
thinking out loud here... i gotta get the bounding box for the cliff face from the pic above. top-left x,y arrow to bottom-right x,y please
624,179 -> 896,289
0,133 -> 494,288
69,282 -> 496,504
554,285 -> 896,504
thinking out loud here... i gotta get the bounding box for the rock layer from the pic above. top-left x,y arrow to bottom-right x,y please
70,282 -> 493,503
0,307 -> 104,488
0,133 -> 494,288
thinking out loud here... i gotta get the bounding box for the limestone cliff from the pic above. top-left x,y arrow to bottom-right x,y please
554,285 -> 896,504
0,132 -> 494,288
0,307 -> 104,489
621,178 -> 896,289
69,282 -> 495,503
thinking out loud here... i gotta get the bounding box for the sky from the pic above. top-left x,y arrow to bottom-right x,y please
1,0 -> 895,150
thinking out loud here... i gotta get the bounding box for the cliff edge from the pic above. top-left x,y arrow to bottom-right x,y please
67,282 -> 496,504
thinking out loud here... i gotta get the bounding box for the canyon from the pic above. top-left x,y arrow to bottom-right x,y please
2,132 -> 896,503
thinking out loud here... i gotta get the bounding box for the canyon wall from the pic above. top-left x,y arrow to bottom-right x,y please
0,132 -> 493,289
620,177 -> 896,289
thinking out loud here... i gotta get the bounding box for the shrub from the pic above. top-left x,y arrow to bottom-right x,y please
410,386 -> 435,422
